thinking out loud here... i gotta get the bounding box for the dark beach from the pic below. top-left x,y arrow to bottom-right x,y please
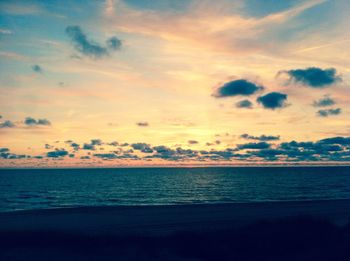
1,199 -> 350,260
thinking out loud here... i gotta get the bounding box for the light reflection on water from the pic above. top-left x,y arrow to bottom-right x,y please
0,166 -> 349,212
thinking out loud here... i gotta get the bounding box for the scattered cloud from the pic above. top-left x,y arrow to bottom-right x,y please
106,36 -> 122,50
240,133 -> 280,141
313,95 -> 335,107
131,143 -> 153,153
47,149 -> 68,158
0,120 -> 15,128
188,140 -> 199,145
24,117 -> 51,126
257,92 -> 288,110
83,143 -> 96,150
237,142 -> 271,150
213,79 -> 263,98
235,99 -> 253,109
317,108 -> 341,117
71,143 -> 80,151
108,141 -> 119,146
136,121 -> 149,127
31,64 -> 42,73
0,147 -> 27,159
65,25 -> 122,59
4,134 -> 350,163
281,67 -> 341,88
91,139 -> 103,146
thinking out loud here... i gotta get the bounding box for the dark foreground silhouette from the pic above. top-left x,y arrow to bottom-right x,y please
1,216 -> 350,261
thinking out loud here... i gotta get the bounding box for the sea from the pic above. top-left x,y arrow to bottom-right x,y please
0,166 -> 350,212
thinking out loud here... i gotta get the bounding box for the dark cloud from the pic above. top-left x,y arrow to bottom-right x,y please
107,36 -> 122,50
237,142 -> 271,150
65,26 -> 108,58
83,143 -> 96,150
0,149 -> 27,159
91,139 -> 103,146
24,117 -> 36,125
93,152 -> 139,160
77,140 -> 102,151
257,92 -> 288,110
47,149 -> 68,158
131,143 -> 153,153
108,141 -> 119,146
0,148 -> 9,153
147,145 -> 199,161
65,26 -> 122,59
151,146 -> 178,160
247,149 -> 285,161
235,99 -> 253,108
6,134 -> 350,163
317,108 -> 341,117
136,121 -> 149,127
313,95 -> 335,107
37,119 -> 51,125
188,140 -> 199,145
71,143 -> 80,151
24,117 -> 51,126
0,120 -> 15,128
282,67 -> 341,88
319,137 -> 350,145
275,139 -> 350,161
31,64 -> 42,73
213,79 -> 263,98
240,133 -> 280,141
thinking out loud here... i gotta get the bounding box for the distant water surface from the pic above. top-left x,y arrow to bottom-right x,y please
0,167 -> 350,212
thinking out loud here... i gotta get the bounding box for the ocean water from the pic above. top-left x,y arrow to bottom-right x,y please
0,166 -> 349,212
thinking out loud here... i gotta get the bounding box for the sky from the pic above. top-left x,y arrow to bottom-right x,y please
1,0 -> 350,167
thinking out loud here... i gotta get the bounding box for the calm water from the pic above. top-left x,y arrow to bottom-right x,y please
0,167 -> 350,212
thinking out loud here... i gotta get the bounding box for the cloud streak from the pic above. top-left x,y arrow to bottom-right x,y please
317,108 -> 341,117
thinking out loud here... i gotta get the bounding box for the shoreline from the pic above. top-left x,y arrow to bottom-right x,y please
1,199 -> 349,236
1,197 -> 350,214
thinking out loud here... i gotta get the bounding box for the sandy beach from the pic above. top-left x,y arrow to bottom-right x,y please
1,199 -> 350,260
1,199 -> 350,236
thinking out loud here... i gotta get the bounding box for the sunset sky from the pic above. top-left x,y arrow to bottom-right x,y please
1,0 -> 350,167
